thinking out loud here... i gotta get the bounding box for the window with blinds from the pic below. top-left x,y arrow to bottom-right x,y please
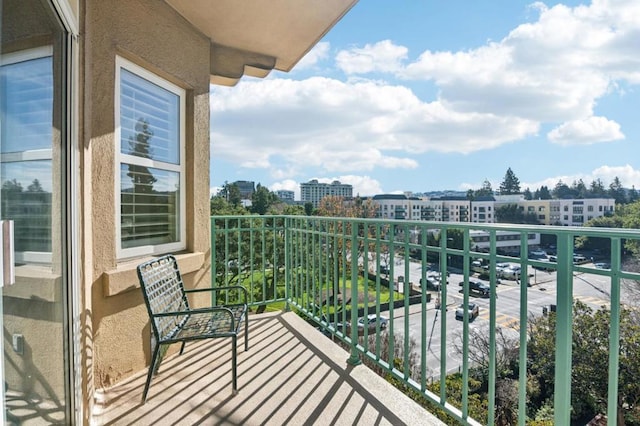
116,57 -> 185,258
0,49 -> 54,263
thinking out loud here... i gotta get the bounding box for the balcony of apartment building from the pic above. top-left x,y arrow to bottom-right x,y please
94,215 -> 640,425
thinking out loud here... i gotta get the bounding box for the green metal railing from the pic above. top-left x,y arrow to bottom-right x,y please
212,215 -> 640,425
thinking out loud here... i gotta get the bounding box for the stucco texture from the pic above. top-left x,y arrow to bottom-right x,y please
83,0 -> 212,390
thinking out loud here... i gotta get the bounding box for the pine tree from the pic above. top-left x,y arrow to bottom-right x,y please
498,167 -> 521,194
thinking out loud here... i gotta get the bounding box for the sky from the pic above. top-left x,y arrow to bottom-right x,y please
210,0 -> 640,200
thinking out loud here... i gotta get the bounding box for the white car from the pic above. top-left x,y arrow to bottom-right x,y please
357,314 -> 389,331
455,303 -> 479,321
500,265 -> 521,280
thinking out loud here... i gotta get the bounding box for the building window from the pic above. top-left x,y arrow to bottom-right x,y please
115,57 -> 185,258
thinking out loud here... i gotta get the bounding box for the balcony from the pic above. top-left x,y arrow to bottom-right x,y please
93,310 -> 441,424
98,215 -> 640,425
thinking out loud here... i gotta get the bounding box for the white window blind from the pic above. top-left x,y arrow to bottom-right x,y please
116,57 -> 185,258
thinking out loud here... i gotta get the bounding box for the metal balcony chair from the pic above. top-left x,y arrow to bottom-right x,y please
137,254 -> 248,403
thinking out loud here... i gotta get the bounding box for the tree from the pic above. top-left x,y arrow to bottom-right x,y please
27,179 -> 44,192
527,302 -> 640,424
210,195 -> 247,216
608,176 -> 626,204
629,186 -> 639,203
126,118 -> 157,193
589,179 -> 606,197
552,180 -> 573,199
499,167 -> 521,195
533,185 -> 552,200
494,204 -> 539,225
250,184 -> 276,215
571,179 -> 588,199
523,187 -> 533,200
466,189 -> 475,200
474,179 -> 494,198
304,202 -> 314,216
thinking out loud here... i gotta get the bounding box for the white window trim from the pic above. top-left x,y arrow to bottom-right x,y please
114,56 -> 186,259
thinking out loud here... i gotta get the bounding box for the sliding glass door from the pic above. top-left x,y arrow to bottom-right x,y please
1,0 -> 72,423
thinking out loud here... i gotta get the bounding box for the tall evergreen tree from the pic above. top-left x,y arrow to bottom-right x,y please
523,187 -> 532,200
475,179 -> 494,197
608,176 -> 626,204
589,178 -> 606,197
571,179 -> 588,198
498,167 -> 521,194
553,180 -> 572,199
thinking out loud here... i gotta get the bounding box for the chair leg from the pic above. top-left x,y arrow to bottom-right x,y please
179,341 -> 186,355
142,344 -> 162,403
231,335 -> 238,394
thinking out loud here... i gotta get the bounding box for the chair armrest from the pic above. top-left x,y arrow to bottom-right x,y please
152,306 -> 236,331
185,285 -> 248,304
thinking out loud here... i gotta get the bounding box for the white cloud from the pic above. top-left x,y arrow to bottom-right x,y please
209,1 -> 640,192
342,1 -> 640,125
336,40 -> 408,74
270,179 -> 300,199
547,116 -> 624,145
211,76 -> 539,179
522,164 -> 640,191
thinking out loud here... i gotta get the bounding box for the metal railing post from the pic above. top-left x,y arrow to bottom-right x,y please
554,233 -> 574,425
348,220 -> 362,365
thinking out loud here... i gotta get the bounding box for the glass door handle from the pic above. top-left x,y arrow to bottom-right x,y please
1,220 -> 14,286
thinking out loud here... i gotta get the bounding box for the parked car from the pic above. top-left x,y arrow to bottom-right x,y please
500,266 -> 522,280
458,280 -> 490,296
420,276 -> 441,291
533,259 -> 554,272
573,254 -> 588,264
357,314 -> 389,331
594,262 -> 611,269
455,303 -> 479,321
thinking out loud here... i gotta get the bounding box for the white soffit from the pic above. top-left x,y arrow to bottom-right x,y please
165,0 -> 358,83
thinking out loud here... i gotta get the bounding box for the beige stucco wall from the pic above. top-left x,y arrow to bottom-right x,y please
82,0 -> 213,400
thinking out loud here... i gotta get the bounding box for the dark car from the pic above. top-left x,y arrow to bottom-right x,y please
420,277 -> 441,291
459,280 -> 490,296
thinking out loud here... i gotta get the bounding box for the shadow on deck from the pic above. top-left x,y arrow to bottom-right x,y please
93,311 -> 443,425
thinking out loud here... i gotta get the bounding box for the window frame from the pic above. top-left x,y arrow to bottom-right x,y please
114,56 -> 186,259
1,46 -> 55,265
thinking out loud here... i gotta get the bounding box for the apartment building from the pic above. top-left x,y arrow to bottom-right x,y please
372,194 -> 412,220
369,194 -> 616,226
301,179 -> 353,207
549,198 -> 616,226
276,190 -> 295,204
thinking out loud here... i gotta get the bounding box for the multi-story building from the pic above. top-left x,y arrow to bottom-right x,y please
275,190 -> 295,204
373,194 -> 412,220
300,179 -> 353,207
550,198 -> 616,226
440,197 -> 471,222
232,180 -> 255,200
369,193 -> 616,227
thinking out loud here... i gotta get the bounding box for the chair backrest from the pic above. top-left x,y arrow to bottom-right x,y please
137,255 -> 190,341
